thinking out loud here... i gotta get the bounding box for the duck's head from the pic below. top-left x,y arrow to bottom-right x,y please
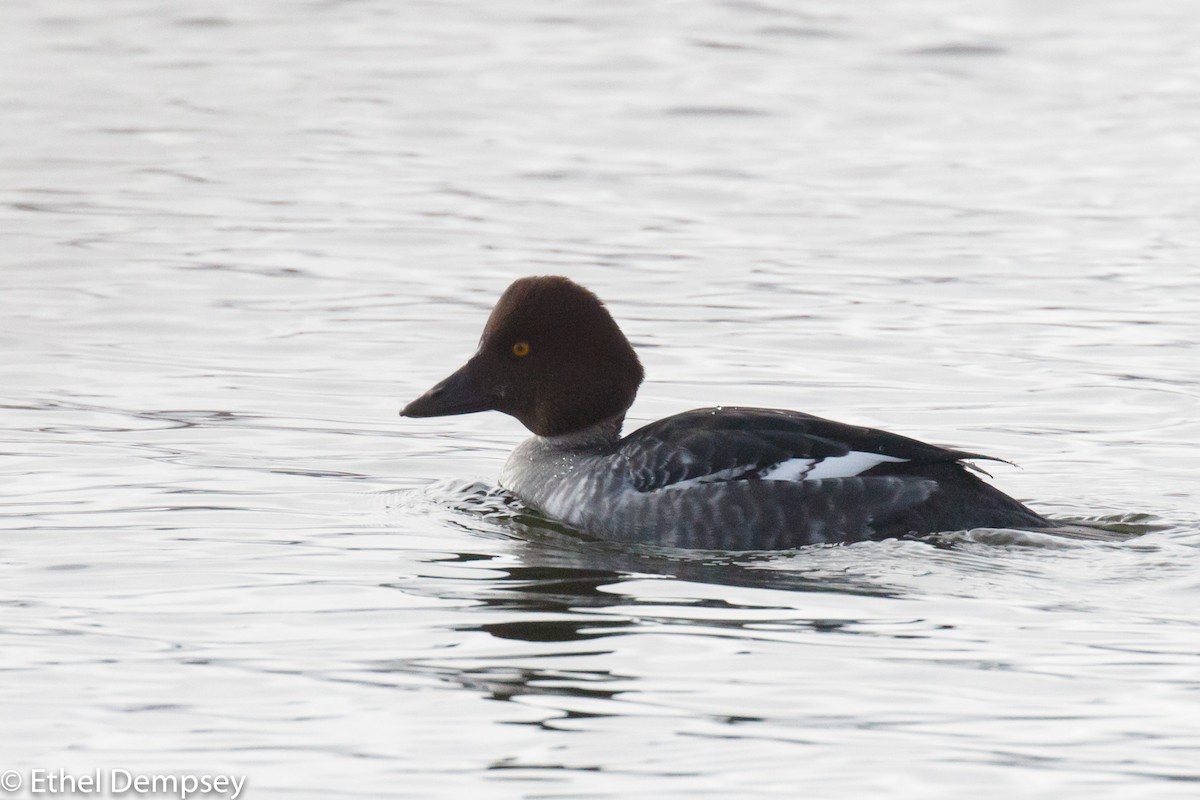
401,276 -> 644,437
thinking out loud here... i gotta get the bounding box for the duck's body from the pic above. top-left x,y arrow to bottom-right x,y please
403,276 -> 1052,549
500,407 -> 1049,549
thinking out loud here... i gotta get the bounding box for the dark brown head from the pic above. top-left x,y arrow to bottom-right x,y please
401,276 -> 644,436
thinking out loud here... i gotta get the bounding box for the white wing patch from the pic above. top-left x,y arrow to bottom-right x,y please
664,452 -> 908,490
756,458 -> 815,481
760,452 -> 908,481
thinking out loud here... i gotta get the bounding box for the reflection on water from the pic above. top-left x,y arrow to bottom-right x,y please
3,0 -> 1200,797
366,483 -> 1200,793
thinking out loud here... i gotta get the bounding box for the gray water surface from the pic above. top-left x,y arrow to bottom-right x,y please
3,1 -> 1200,798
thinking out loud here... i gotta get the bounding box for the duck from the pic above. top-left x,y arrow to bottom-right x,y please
401,275 -> 1053,549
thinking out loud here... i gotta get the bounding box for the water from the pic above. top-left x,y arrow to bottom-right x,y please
2,0 -> 1199,797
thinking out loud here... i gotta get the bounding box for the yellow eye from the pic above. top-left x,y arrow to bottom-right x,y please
511,341 -> 531,357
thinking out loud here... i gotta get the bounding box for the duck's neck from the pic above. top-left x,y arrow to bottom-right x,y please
535,414 -> 625,451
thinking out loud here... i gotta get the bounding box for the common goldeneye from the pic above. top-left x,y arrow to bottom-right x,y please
401,276 -> 1052,549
